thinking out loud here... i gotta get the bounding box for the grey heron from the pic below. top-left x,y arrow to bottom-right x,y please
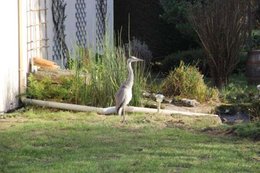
115,56 -> 143,122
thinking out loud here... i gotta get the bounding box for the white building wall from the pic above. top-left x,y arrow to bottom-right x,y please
64,0 -> 77,56
86,0 -> 97,51
107,0 -> 114,48
0,1 -> 20,113
20,0 -> 29,95
46,0 -> 54,61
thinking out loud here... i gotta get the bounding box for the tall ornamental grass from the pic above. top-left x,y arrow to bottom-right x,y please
71,37 -> 147,107
161,62 -> 218,102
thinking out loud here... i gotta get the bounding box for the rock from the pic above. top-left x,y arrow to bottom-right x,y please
175,98 -> 200,107
182,98 -> 199,107
142,92 -> 152,98
163,97 -> 172,104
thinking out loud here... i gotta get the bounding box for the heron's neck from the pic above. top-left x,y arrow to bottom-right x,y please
126,61 -> 134,88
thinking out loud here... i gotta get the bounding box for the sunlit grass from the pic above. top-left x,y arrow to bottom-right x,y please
0,108 -> 259,173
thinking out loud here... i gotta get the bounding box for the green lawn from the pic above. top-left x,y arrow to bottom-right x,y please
0,108 -> 259,173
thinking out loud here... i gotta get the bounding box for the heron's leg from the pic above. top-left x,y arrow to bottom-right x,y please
122,106 -> 126,123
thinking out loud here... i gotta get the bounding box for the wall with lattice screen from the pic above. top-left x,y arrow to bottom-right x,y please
27,0 -> 48,60
27,0 -> 113,68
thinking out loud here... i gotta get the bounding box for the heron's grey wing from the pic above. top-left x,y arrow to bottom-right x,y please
115,85 -> 127,110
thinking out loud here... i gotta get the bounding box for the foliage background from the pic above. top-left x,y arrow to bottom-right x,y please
114,0 -> 198,58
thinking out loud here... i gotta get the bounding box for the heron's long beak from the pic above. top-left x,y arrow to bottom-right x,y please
136,58 -> 144,62
130,56 -> 144,62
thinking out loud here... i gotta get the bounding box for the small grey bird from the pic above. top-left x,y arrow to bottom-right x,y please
115,56 -> 143,122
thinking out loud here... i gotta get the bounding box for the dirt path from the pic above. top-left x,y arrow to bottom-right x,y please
0,117 -> 28,130
163,103 -> 218,114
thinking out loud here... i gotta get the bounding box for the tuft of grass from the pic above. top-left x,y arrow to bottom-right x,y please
72,46 -> 128,107
72,40 -> 147,107
161,62 -> 218,102
0,108 -> 259,173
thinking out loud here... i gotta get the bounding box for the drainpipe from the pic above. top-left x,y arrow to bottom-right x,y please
22,98 -> 105,114
21,98 -> 221,120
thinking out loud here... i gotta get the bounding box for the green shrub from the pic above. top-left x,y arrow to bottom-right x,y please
161,49 -> 207,73
26,74 -> 75,102
161,62 -> 218,102
26,75 -> 48,100
248,101 -> 260,122
220,74 -> 258,104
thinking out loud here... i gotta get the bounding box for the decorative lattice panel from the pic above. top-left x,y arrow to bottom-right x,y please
96,0 -> 107,53
27,0 -> 48,60
52,0 -> 69,68
75,0 -> 87,48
